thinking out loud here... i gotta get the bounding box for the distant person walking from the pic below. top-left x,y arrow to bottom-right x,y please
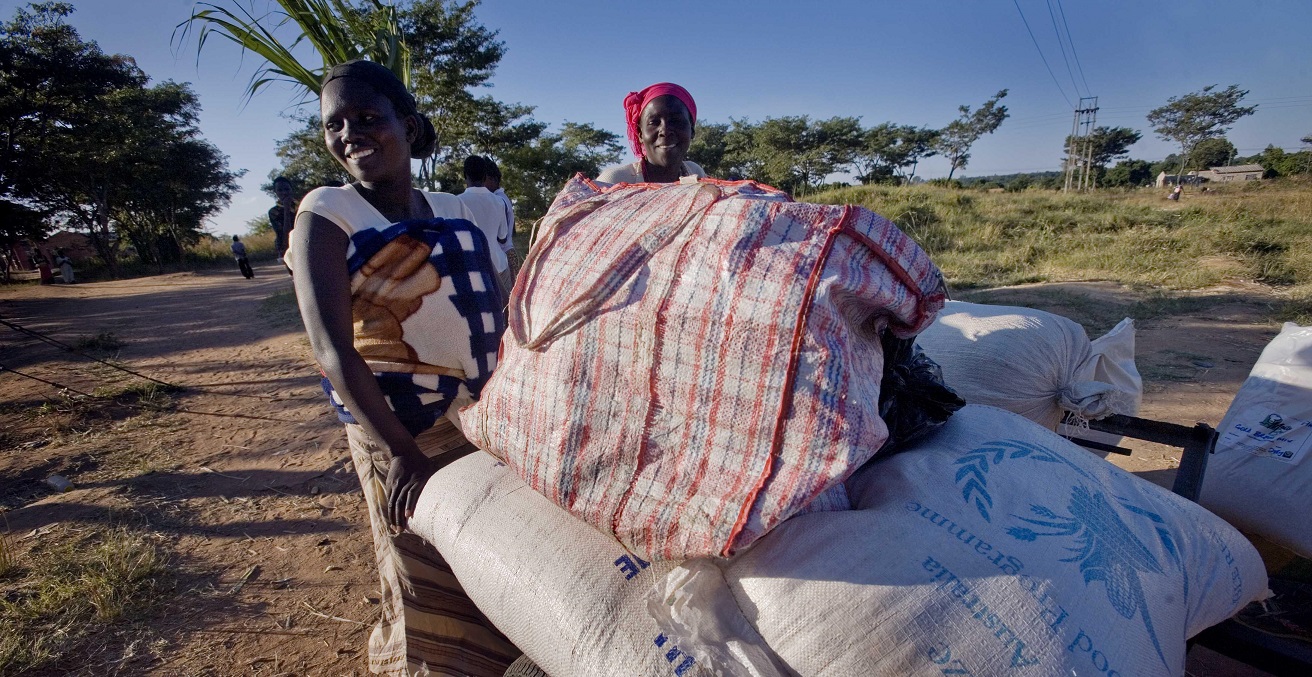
53,249 -> 74,284
231,235 -> 254,279
269,176 -> 297,273
1168,184 -> 1182,201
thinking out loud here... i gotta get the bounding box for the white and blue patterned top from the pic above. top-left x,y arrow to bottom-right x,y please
292,184 -> 506,436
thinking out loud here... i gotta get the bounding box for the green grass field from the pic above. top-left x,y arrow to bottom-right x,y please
812,178 -> 1312,322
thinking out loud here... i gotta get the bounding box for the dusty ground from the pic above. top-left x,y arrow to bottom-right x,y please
0,264 -> 1289,676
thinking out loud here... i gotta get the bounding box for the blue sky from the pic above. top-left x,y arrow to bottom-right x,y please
5,0 -> 1311,237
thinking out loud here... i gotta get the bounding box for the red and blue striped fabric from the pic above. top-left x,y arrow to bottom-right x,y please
461,175 -> 947,560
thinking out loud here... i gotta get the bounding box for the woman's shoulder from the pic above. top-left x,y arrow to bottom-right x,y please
297,184 -> 382,234
683,160 -> 708,178
298,184 -> 358,213
597,162 -> 640,184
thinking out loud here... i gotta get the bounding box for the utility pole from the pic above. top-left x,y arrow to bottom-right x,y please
1063,96 -> 1099,192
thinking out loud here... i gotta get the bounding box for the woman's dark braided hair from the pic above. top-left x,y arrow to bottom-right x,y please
321,59 -> 437,159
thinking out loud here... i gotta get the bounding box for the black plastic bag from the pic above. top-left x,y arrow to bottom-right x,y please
877,331 -> 966,452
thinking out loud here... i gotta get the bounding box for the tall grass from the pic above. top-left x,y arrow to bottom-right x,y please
814,178 -> 1312,300
187,229 -> 277,266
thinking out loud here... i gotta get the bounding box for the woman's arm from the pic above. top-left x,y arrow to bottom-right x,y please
289,211 -> 433,529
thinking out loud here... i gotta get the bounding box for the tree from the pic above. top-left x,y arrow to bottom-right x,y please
1190,137 -> 1236,170
115,134 -> 243,270
688,122 -> 731,179
1253,145 -> 1312,178
888,127 -> 939,183
933,90 -> 1009,180
39,78 -> 207,274
1103,160 -> 1153,188
1062,126 -> 1141,180
421,95 -> 543,191
854,124 -> 939,184
3,4 -> 240,275
397,1 -> 547,189
271,114 -> 352,191
736,116 -> 863,195
247,213 -> 273,236
495,122 -> 621,220
852,123 -> 902,184
1147,84 -> 1257,185
0,2 -> 139,204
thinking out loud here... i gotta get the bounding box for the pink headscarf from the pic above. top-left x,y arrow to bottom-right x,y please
623,82 -> 697,159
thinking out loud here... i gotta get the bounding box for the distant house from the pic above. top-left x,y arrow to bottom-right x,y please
7,231 -> 96,270
42,231 -> 97,261
1156,171 -> 1197,187
1156,164 -> 1264,187
1196,164 -> 1265,183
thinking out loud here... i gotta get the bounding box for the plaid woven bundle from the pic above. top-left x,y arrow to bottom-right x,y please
461,175 -> 947,559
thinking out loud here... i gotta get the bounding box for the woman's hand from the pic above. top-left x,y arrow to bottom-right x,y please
386,451 -> 437,530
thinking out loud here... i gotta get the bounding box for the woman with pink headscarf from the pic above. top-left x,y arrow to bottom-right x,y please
597,82 -> 708,184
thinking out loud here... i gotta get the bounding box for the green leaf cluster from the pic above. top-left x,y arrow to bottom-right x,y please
1063,126 -> 1142,174
934,90 -> 1010,180
177,0 -> 411,103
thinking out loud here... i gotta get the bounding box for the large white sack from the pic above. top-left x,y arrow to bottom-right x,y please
409,454 -> 788,677
916,301 -> 1141,430
716,405 -> 1266,676
1202,322 -> 1312,558
415,407 -> 1264,677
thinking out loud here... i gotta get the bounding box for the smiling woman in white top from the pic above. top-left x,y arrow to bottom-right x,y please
286,59 -> 517,676
596,82 -> 708,184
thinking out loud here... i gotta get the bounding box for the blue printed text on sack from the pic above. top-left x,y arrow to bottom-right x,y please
907,502 -> 1070,637
922,556 -> 1041,669
614,553 -> 650,580
654,634 -> 696,676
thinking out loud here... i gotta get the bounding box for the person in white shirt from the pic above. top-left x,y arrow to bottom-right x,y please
482,159 -> 520,276
230,235 -> 253,279
456,156 -> 512,302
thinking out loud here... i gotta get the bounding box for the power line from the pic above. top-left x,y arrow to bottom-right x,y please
0,362 -> 308,423
1045,0 -> 1085,99
0,315 -> 318,402
0,316 -> 175,387
1053,0 -> 1091,94
1012,0 -> 1073,108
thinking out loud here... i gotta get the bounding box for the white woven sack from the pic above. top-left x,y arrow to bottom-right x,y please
409,453 -> 788,677
699,405 -> 1266,676
462,176 -> 945,559
916,301 -> 1141,431
1202,322 -> 1312,558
